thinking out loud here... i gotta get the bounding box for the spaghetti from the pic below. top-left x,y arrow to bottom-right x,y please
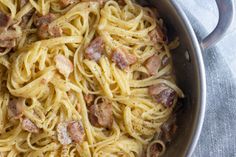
0,0 -> 183,156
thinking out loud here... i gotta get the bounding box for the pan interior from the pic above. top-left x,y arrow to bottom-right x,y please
137,0 -> 205,156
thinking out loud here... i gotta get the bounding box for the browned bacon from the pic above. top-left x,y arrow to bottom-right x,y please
67,121 -> 85,143
148,84 -> 176,107
148,25 -> 165,43
37,24 -> 62,39
84,94 -> 94,106
57,122 -> 72,145
22,118 -> 40,133
0,11 -> 11,28
54,54 -> 73,78
111,48 -> 137,70
8,98 -> 24,119
85,37 -> 105,61
89,100 -> 113,129
34,13 -> 56,27
145,55 -> 161,75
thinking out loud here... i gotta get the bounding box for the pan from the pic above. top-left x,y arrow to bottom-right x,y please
137,0 -> 234,156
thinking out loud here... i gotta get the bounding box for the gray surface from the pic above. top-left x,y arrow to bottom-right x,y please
176,0 -> 236,157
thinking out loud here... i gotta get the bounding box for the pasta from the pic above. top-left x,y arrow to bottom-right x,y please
0,0 -> 184,156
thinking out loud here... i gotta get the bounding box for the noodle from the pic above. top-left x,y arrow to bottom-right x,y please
0,0 -> 183,156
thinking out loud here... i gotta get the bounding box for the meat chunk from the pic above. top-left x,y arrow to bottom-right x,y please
57,122 -> 72,145
60,0 -> 80,7
37,24 -> 50,39
145,55 -> 161,75
84,94 -> 94,106
149,142 -> 163,157
67,121 -> 85,143
37,24 -> 62,39
0,30 -> 21,40
48,25 -> 62,37
0,40 -> 16,48
111,48 -> 137,70
148,84 -> 167,97
54,54 -> 73,78
161,55 -> 169,67
0,11 -> 11,28
160,116 -> 177,143
8,98 -> 24,119
34,13 -> 56,27
85,37 -> 104,61
156,89 -> 176,107
149,25 -> 165,43
34,13 -> 61,39
0,30 -> 21,49
117,0 -> 126,5
89,100 -> 113,129
148,84 -> 176,107
96,0 -> 104,5
22,118 -> 40,133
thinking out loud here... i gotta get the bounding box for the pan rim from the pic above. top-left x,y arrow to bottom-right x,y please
170,1 -> 207,156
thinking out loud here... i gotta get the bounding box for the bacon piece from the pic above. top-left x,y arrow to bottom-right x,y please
22,118 -> 40,133
89,100 -> 113,129
57,122 -> 72,145
145,55 -> 161,75
85,37 -> 104,61
0,11 -> 11,28
161,55 -> 169,67
37,24 -> 50,39
54,54 -> 73,78
48,25 -> 62,37
84,94 -> 94,106
0,27 -> 21,49
148,84 -> 167,96
37,24 -> 62,39
149,25 -> 165,43
96,0 -> 105,5
34,13 -> 61,39
161,116 -> 177,143
8,98 -> 24,119
60,0 -> 80,7
67,121 -> 85,143
117,0 -> 125,5
111,48 -> 137,70
148,84 -> 176,107
0,30 -> 21,41
0,22 -> 21,48
0,40 -> 16,48
34,13 -> 56,27
149,142 -> 162,157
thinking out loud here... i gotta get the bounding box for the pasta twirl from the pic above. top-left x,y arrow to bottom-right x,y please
0,0 -> 183,156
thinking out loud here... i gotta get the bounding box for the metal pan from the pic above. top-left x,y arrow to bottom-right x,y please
137,0 -> 234,156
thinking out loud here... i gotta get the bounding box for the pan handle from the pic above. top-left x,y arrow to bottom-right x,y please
201,0 -> 234,50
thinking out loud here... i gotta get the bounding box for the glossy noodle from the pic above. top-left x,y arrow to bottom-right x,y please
0,0 -> 183,156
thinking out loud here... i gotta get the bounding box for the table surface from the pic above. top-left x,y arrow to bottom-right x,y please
176,0 -> 236,156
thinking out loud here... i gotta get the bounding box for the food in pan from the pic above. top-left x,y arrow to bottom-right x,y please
0,0 -> 184,156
